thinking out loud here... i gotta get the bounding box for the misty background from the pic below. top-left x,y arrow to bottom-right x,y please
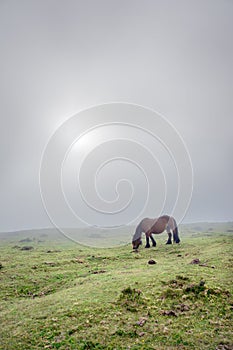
1,0 -> 233,232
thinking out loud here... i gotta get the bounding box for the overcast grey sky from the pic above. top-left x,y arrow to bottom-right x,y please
0,0 -> 233,232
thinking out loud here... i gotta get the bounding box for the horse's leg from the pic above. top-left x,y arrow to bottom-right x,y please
145,236 -> 150,248
145,233 -> 150,248
166,228 -> 172,244
173,227 -> 180,243
150,235 -> 156,247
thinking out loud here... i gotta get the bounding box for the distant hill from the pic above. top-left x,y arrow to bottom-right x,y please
0,222 -> 232,247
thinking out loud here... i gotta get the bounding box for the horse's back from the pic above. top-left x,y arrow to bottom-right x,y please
141,215 -> 174,234
140,217 -> 157,231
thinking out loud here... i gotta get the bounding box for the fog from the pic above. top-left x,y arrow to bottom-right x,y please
1,0 -> 233,232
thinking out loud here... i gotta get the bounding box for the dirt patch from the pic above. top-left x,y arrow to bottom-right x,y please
136,317 -> 148,326
190,258 -> 200,264
216,345 -> 233,350
44,261 -> 57,267
160,309 -> 178,317
20,246 -> 34,251
90,270 -> 106,275
162,275 -> 190,288
190,258 -> 215,268
162,276 -> 231,302
46,250 -> 61,253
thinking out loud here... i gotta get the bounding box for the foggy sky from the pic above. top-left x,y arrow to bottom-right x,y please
1,0 -> 233,231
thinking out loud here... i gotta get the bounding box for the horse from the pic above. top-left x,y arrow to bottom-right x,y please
132,215 -> 180,250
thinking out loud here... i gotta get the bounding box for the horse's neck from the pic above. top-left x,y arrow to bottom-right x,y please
142,217 -> 158,231
133,223 -> 142,241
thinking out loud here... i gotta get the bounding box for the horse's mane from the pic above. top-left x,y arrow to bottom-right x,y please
132,222 -> 142,241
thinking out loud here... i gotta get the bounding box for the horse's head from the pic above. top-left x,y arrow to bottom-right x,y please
132,238 -> 142,250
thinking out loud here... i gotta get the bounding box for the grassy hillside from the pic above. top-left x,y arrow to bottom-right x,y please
0,223 -> 233,349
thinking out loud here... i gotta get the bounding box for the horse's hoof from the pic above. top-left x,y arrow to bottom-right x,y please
145,245 -> 150,248
152,244 -> 156,247
175,240 -> 180,244
166,241 -> 172,245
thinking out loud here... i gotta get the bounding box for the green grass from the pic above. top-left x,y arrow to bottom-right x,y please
0,225 -> 233,349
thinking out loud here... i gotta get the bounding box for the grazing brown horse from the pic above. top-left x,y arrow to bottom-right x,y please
132,215 -> 180,249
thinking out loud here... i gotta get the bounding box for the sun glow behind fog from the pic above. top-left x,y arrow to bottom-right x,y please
76,133 -> 94,150
70,131 -> 101,157
61,124 -> 173,228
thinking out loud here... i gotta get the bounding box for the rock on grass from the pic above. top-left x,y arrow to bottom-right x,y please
148,259 -> 157,265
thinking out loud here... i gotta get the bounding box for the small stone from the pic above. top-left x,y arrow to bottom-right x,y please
148,259 -> 157,265
190,258 -> 200,264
